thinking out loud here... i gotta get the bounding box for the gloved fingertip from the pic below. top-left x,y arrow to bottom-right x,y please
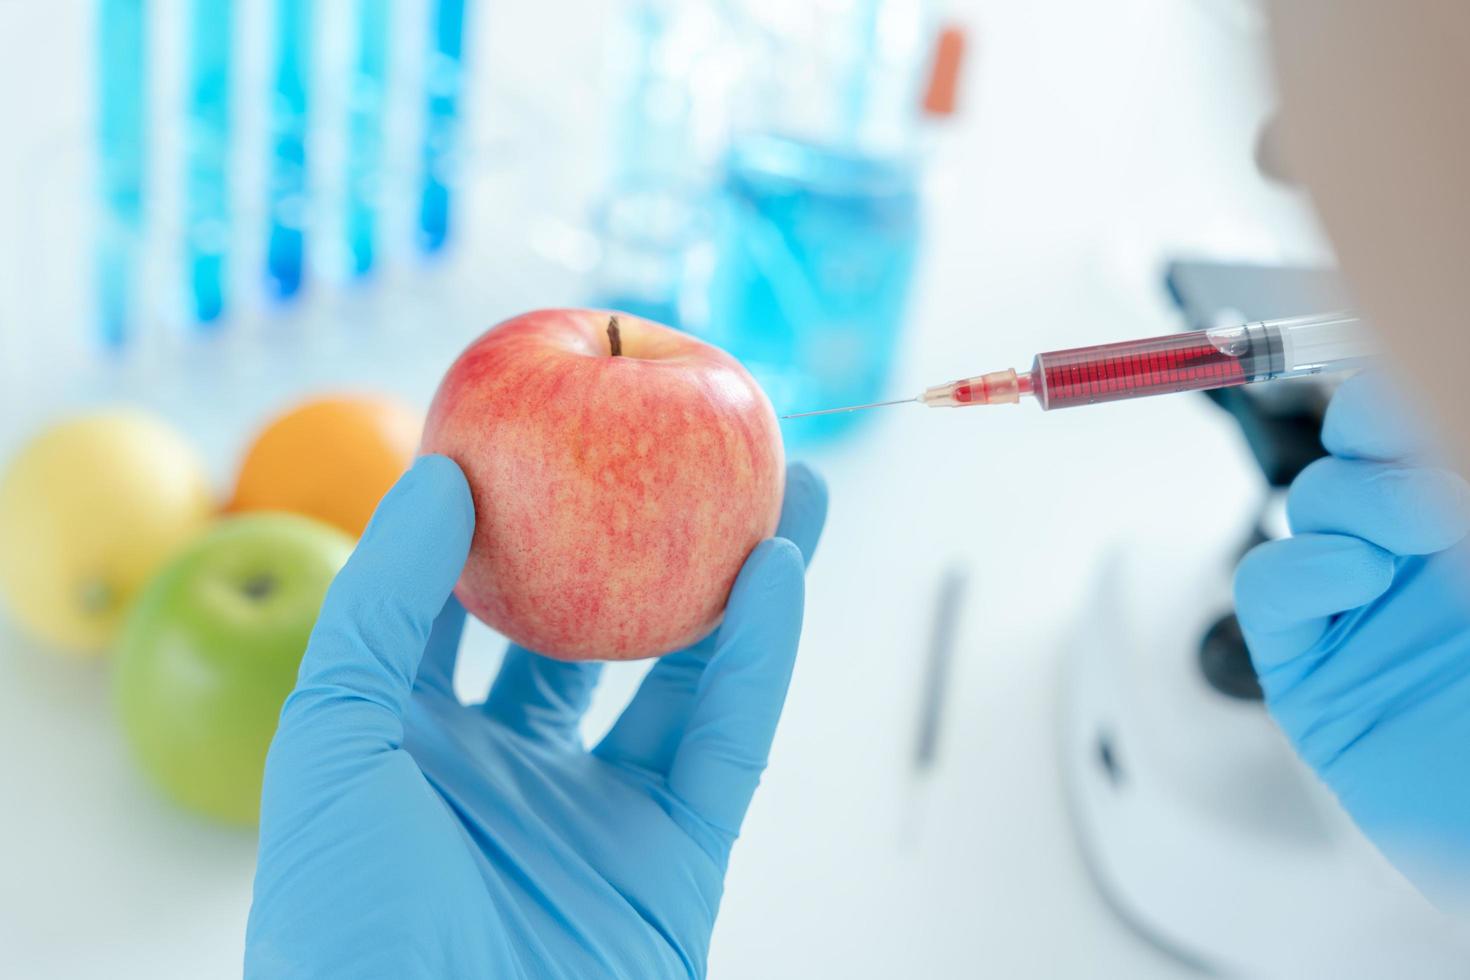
775,463 -> 829,568
1234,534 -> 1394,636
407,453 -> 476,533
482,646 -> 604,742
317,454 -> 477,664
354,454 -> 474,565
738,537 -> 806,596
1288,458 -> 1470,556
1420,468 -> 1470,548
1322,371 -> 1435,461
1360,466 -> 1470,555
787,460 -> 826,496
712,539 -> 805,669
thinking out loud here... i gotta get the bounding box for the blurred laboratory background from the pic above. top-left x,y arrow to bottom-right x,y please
3,0 -> 1470,977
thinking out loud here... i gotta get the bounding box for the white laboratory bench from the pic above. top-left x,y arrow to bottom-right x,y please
2,1 -> 1421,977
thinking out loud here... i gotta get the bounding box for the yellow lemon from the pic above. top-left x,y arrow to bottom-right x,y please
0,410 -> 214,654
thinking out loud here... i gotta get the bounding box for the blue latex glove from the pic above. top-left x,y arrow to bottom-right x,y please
246,455 -> 828,978
1234,372 -> 1470,902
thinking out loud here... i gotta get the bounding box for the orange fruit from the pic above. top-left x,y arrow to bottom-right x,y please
229,395 -> 420,537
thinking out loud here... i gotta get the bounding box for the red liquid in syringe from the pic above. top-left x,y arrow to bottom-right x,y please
1028,330 -> 1270,410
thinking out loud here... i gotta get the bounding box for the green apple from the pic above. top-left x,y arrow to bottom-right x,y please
0,410 -> 213,655
114,513 -> 353,825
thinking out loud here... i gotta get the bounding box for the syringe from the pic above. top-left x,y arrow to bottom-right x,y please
782,311 -> 1374,418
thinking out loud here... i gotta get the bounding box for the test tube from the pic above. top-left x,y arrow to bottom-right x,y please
418,0 -> 467,252
98,0 -> 148,349
346,0 -> 389,276
266,0 -> 312,298
185,0 -> 233,326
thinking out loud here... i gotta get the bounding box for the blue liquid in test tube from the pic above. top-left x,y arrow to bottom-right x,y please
703,135 -> 921,447
185,0 -> 233,326
98,0 -> 147,349
418,0 -> 466,252
346,0 -> 389,276
267,0 -> 312,298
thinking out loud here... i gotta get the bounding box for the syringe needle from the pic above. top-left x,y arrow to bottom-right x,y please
780,397 -> 918,419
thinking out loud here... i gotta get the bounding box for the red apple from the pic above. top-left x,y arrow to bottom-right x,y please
421,309 -> 785,661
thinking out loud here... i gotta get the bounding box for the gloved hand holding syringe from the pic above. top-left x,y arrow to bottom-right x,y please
783,312 -> 1374,418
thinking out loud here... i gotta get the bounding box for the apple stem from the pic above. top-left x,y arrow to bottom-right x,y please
607,316 -> 622,357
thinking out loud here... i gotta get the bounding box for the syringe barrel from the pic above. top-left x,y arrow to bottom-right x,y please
1219,312 -> 1372,377
1029,312 -> 1372,410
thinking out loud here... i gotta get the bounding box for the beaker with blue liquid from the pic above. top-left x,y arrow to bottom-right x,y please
703,133 -> 920,446
698,0 -> 934,447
